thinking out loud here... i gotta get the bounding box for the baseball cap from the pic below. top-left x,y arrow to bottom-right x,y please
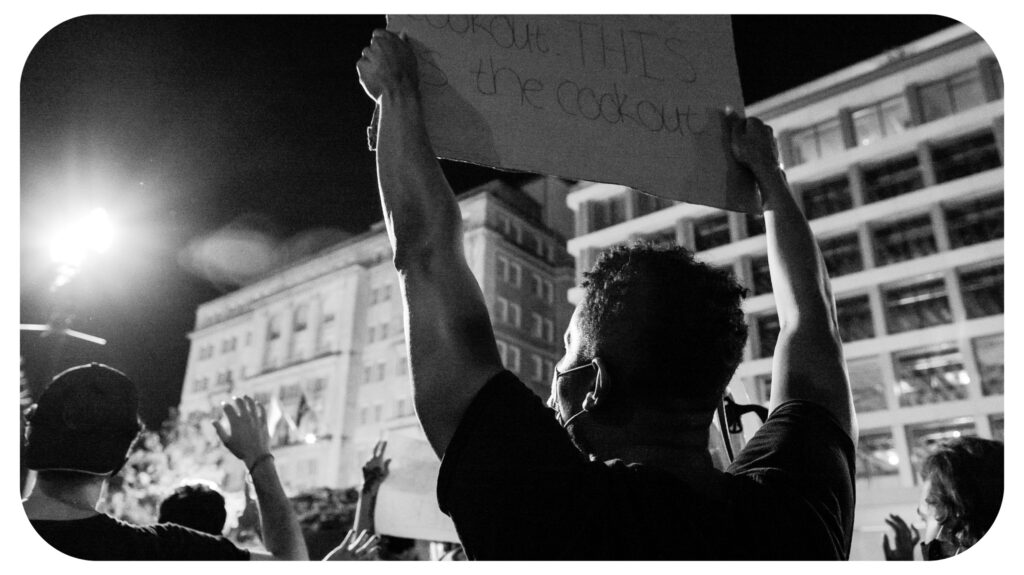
25,363 -> 142,475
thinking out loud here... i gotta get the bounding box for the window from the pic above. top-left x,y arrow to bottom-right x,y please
790,117 -> 844,165
530,273 -> 543,298
750,255 -> 772,296
531,355 -> 544,382
959,264 -> 1003,318
589,195 -> 628,232
819,233 -> 864,277
755,314 -> 780,359
510,262 -> 522,288
755,375 -> 772,404
374,404 -> 383,423
396,399 -> 409,418
376,362 -> 386,381
544,319 -> 555,343
382,284 -> 392,301
359,407 -> 368,425
531,312 -> 544,338
745,212 -> 765,237
380,322 -> 389,339
852,96 -> 909,147
906,417 -> 977,483
636,190 -> 675,216
872,215 -> 937,266
693,214 -> 731,251
641,228 -> 677,247
837,295 -> 874,342
847,356 -> 887,413
267,317 -> 281,341
856,429 -> 900,479
193,378 -> 208,392
509,303 -> 521,328
497,255 -> 509,283
945,194 -> 1004,248
883,277 -> 952,334
989,414 -> 1004,442
544,280 -> 554,304
863,155 -> 924,202
363,366 -> 372,384
507,345 -> 521,372
931,131 -> 1002,184
973,334 -> 1003,396
396,356 -> 408,376
919,69 -> 987,123
801,176 -> 852,219
495,296 -> 509,324
894,343 -> 970,408
367,326 -> 376,343
543,360 -> 554,382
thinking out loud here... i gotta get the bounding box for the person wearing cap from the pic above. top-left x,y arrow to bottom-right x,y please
22,363 -> 308,560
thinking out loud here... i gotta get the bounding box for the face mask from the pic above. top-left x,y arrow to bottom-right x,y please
920,526 -> 960,561
550,362 -> 597,429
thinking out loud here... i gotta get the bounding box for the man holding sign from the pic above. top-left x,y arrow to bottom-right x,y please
356,24 -> 855,560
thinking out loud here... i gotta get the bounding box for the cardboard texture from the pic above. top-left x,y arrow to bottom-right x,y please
387,15 -> 758,213
373,433 -> 459,543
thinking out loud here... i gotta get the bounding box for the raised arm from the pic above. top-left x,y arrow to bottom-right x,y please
356,30 -> 504,458
728,113 -> 857,441
213,396 -> 309,560
352,440 -> 389,534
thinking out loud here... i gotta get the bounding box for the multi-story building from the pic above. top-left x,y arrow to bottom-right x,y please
179,177 -> 576,492
563,24 -> 1003,560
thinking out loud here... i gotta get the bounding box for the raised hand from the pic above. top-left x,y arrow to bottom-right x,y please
882,513 -> 920,560
362,439 -> 391,489
356,28 -> 419,101
212,396 -> 271,470
323,529 -> 380,561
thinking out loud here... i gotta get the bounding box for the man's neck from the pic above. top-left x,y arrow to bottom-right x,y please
24,476 -> 105,521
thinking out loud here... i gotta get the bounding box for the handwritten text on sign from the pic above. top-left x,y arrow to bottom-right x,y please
387,15 -> 756,212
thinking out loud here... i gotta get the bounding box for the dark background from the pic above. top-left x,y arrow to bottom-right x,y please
20,15 -> 959,427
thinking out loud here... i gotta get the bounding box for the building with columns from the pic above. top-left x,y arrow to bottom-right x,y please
179,177 -> 576,492
563,23 -> 1003,560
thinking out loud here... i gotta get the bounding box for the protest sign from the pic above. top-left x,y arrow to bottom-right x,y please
385,15 -> 757,212
374,433 -> 459,543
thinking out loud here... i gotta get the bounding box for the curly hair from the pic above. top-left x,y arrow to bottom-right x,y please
159,482 -> 227,536
921,436 -> 1004,550
578,242 -> 748,407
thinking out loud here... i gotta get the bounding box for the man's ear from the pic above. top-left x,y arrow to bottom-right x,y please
588,357 -> 612,409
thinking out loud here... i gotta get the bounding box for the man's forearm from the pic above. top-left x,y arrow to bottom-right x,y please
376,89 -> 463,269
251,460 -> 309,560
759,170 -> 838,331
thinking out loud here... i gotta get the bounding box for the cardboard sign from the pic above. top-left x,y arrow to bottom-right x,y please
386,15 -> 757,212
374,433 -> 460,543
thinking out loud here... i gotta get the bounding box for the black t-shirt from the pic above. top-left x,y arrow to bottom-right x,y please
437,370 -> 855,560
31,514 -> 251,560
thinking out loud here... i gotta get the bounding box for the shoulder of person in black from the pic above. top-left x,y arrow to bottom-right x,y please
31,513 -> 249,560
439,370 -> 855,560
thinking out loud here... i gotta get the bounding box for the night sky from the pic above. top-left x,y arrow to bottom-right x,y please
19,14 -> 960,427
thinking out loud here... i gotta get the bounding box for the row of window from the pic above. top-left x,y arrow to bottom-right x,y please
755,332 -> 1003,416
366,321 -> 393,343
857,412 -> 1003,484
497,253 -> 556,303
496,340 -> 555,383
787,62 -> 1001,167
493,296 -> 557,343
358,396 -> 415,426
747,192 -> 1003,297
362,355 -> 409,384
492,210 -> 560,264
369,283 -> 394,304
755,263 -> 1003,358
586,190 -> 678,233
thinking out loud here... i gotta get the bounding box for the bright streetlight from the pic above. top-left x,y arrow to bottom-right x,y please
49,207 -> 116,288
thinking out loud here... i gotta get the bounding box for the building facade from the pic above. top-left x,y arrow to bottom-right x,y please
563,24 -> 1003,560
180,178 -> 576,492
